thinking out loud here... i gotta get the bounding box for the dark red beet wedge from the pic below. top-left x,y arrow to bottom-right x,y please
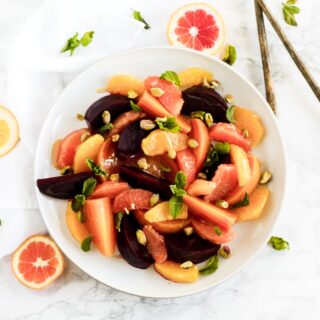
182,86 -> 228,122
119,166 -> 172,200
37,172 -> 92,199
116,120 -> 150,158
117,213 -> 153,269
164,232 -> 220,264
84,94 -> 131,132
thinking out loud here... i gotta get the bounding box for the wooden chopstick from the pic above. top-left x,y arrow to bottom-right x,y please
254,0 -> 277,113
257,0 -> 320,102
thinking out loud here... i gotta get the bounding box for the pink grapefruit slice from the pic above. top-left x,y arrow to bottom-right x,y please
167,3 -> 226,55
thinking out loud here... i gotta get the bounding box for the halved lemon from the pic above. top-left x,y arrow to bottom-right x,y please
0,105 -> 19,157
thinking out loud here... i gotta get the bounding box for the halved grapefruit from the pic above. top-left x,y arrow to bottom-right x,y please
11,235 -> 65,290
0,105 -> 19,157
167,3 -> 226,55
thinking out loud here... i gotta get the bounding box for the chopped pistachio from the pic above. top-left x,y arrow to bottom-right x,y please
203,76 -> 211,88
124,207 -> 130,214
260,171 -> 272,184
168,149 -> 176,159
137,157 -> 148,170
214,226 -> 222,236
205,113 -> 214,127
225,94 -> 234,104
218,245 -> 231,258
80,131 -> 91,142
150,193 -> 160,207
76,113 -> 84,120
215,200 -> 229,209
109,173 -> 119,183
188,139 -> 199,149
242,128 -> 249,138
111,134 -> 120,142
191,111 -> 206,120
180,261 -> 193,269
102,110 -> 111,124
140,119 -> 156,130
136,229 -> 147,246
128,89 -> 138,99
184,226 -> 194,236
150,87 -> 165,97
60,166 -> 73,175
197,172 -> 207,180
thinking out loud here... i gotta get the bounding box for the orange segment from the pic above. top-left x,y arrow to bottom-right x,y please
141,129 -> 188,156
11,235 -> 65,290
0,105 -> 19,157
65,201 -> 90,243
73,134 -> 104,173
144,201 -> 188,223
179,67 -> 213,90
101,74 -> 144,96
234,106 -> 265,147
154,260 -> 199,283
234,185 -> 270,222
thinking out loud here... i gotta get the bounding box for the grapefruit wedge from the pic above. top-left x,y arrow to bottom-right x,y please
11,235 -> 65,290
167,3 -> 226,55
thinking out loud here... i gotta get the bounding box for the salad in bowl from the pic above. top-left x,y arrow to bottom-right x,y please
37,67 -> 271,284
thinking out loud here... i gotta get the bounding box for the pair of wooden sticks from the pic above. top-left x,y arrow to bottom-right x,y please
254,0 -> 320,113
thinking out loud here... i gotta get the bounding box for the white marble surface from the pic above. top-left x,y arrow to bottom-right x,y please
1,0 -> 320,319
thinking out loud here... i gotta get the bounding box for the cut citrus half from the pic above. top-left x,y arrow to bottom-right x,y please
0,105 -> 19,157
11,235 -> 65,290
167,3 -> 226,55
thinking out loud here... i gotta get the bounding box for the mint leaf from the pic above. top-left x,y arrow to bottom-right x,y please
215,142 -> 230,154
282,1 -> 300,26
115,212 -> 124,232
82,177 -> 97,197
81,235 -> 93,252
155,117 -> 181,133
61,31 -> 95,56
132,10 -> 150,29
175,171 -> 186,189
231,192 -> 250,209
160,71 -> 181,87
72,194 -> 86,212
80,31 -> 94,46
170,185 -> 187,197
268,236 -> 290,250
226,105 -> 235,123
169,195 -> 184,219
98,122 -> 113,134
223,45 -> 237,66
86,157 -> 107,177
204,147 -> 219,167
130,100 -> 142,112
200,255 -> 219,275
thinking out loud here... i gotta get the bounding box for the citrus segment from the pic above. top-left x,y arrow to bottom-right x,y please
167,3 -> 226,55
0,105 -> 19,157
11,235 -> 65,289
105,74 -> 145,96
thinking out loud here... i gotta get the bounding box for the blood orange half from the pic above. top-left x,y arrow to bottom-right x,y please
11,235 -> 65,290
167,3 -> 226,55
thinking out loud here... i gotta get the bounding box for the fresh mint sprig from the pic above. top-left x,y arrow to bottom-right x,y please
86,157 -> 107,177
282,0 -> 300,26
200,255 -> 219,275
169,171 -> 187,218
160,71 -> 181,87
155,117 -> 181,133
61,31 -> 95,56
132,10 -> 150,29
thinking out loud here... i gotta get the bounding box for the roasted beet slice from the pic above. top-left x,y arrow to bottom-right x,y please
117,213 -> 153,269
182,86 -> 228,122
84,94 -> 131,132
37,172 -> 92,199
119,166 -> 172,200
164,232 -> 220,264
116,120 -> 150,158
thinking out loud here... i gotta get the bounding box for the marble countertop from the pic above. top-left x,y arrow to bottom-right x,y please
1,0 -> 320,319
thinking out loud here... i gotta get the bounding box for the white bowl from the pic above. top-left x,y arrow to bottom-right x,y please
34,46 -> 286,298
